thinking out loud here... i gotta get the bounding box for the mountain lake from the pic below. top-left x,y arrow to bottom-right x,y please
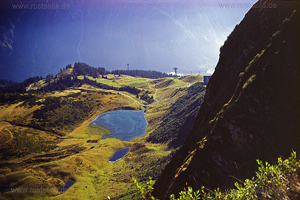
91,110 -> 148,161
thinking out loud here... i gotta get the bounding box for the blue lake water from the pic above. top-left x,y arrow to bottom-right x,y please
91,110 -> 148,141
108,147 -> 130,162
91,109 -> 148,162
58,180 -> 75,193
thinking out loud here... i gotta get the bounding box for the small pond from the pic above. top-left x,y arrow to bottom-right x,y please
108,147 -> 130,163
58,180 -> 75,193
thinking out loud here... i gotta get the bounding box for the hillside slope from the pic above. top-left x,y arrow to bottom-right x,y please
146,82 -> 206,149
0,71 -> 200,199
153,0 -> 300,199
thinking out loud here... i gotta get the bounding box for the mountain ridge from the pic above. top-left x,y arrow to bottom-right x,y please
152,0 -> 300,199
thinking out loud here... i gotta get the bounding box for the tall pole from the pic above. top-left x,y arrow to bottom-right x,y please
173,67 -> 178,75
127,63 -> 129,71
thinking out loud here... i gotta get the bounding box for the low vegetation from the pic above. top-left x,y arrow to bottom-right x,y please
0,127 -> 57,160
147,82 -> 206,149
0,76 -> 43,93
29,95 -> 98,132
0,69 -> 203,199
133,151 -> 300,199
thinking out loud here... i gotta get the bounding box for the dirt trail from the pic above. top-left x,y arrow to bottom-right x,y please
4,128 -> 13,143
153,89 -> 158,100
0,124 -> 13,143
118,83 -> 189,107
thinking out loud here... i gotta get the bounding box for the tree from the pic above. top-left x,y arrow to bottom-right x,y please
46,74 -> 53,79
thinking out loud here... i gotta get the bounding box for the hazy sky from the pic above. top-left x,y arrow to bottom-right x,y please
0,0 -> 256,82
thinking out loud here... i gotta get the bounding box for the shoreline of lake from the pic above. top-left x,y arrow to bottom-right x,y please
91,109 -> 148,162
91,109 -> 148,141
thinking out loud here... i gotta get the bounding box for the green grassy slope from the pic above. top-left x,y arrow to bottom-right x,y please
146,82 -> 206,149
0,73 -> 204,200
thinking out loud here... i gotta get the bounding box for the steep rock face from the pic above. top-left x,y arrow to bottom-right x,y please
153,0 -> 300,199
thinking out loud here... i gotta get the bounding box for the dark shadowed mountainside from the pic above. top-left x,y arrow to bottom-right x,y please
152,0 -> 300,199
146,82 -> 206,149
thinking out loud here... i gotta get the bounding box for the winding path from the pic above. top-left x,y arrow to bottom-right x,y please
0,126 -> 13,143
153,89 -> 158,100
118,83 -> 190,107
5,128 -> 13,143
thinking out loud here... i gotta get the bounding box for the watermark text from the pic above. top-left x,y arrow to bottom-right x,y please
10,187 -> 67,194
225,187 -> 283,195
219,2 -> 277,9
12,3 -> 70,10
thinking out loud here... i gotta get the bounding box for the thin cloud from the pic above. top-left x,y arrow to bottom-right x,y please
159,9 -> 196,40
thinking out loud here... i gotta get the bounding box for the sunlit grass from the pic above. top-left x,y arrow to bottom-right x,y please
0,74 -> 203,199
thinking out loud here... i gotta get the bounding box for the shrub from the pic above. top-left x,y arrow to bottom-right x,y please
133,151 -> 300,199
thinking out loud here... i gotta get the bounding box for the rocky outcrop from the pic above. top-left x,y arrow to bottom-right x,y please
153,0 -> 300,199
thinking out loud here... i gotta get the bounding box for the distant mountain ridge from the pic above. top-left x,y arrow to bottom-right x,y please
0,62 -> 176,94
152,0 -> 300,199
0,79 -> 15,88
